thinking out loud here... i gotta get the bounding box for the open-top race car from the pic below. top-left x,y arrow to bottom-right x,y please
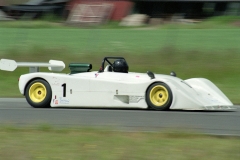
0,57 -> 233,110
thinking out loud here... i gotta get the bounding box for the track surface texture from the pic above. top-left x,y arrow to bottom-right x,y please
0,98 -> 240,136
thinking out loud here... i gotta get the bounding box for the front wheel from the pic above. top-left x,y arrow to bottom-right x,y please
146,82 -> 173,111
25,79 -> 52,108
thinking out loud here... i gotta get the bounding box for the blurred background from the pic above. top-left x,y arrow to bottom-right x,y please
1,0 -> 240,22
1,0 -> 240,23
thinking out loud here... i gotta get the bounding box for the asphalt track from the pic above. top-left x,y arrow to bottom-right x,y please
0,98 -> 240,136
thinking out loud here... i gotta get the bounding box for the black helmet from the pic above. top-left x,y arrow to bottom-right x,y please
112,59 -> 129,73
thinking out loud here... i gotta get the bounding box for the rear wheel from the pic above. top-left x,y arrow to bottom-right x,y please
146,82 -> 173,111
25,79 -> 52,108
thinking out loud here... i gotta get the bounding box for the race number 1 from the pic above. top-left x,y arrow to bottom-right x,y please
62,83 -> 66,97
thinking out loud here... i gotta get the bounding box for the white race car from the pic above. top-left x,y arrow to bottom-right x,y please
0,57 -> 233,110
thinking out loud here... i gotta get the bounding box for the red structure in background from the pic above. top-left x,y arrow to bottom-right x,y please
66,0 -> 133,21
111,1 -> 133,21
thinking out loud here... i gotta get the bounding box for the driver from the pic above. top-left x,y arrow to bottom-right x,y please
112,59 -> 129,73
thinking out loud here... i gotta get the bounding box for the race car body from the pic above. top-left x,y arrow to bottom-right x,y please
0,57 -> 233,110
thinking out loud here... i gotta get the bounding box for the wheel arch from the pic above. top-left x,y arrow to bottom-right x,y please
145,81 -> 174,110
145,81 -> 165,96
23,77 -> 51,96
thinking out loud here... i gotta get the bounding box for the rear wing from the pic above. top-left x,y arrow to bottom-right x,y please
0,59 -> 65,73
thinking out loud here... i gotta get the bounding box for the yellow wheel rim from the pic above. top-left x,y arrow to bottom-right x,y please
29,82 -> 47,103
149,85 -> 169,107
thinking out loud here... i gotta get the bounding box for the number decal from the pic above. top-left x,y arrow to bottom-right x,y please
62,83 -> 66,97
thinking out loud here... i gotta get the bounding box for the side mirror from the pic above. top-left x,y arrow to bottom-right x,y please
170,71 -> 177,77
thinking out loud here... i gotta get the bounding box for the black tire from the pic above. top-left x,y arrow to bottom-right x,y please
146,82 -> 173,111
25,79 -> 52,108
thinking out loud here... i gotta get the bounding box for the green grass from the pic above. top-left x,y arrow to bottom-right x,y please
0,28 -> 240,53
0,126 -> 239,160
0,26 -> 240,103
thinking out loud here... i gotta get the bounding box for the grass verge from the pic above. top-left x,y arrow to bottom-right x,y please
0,125 -> 240,160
